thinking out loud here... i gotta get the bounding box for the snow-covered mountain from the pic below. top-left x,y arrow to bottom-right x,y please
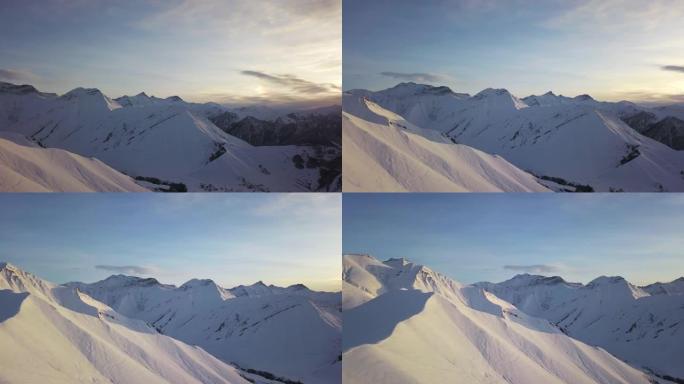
0,82 -> 341,192
342,254 -> 658,384
342,94 -> 550,192
475,274 -> 684,381
0,131 -> 147,191
67,274 -> 342,384
347,83 -> 684,192
0,262 -> 250,384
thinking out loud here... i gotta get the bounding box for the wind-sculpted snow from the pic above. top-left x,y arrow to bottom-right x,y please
342,254 -> 655,384
477,273 -> 684,380
342,95 -> 550,192
349,83 -> 684,191
0,263 -> 250,384
69,274 -> 342,384
0,132 -> 148,192
0,81 -> 340,192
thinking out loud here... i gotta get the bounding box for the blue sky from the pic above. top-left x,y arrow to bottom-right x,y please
0,194 -> 341,291
344,0 -> 684,104
343,194 -> 684,285
0,0 -> 340,107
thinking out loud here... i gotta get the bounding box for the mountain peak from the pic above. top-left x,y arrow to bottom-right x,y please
574,94 -> 594,101
62,87 -> 104,99
474,88 -> 511,98
0,82 -> 40,95
588,275 -> 626,286
543,91 -> 556,96
166,95 -> 183,102
180,278 -> 217,289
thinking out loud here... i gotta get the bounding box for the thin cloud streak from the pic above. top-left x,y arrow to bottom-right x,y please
504,264 -> 560,274
95,264 -> 154,275
241,70 -> 339,94
380,71 -> 445,83
0,68 -> 37,83
662,65 -> 684,73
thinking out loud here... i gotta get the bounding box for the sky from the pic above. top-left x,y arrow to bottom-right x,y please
0,194 -> 341,292
0,0 -> 341,108
343,194 -> 684,286
343,0 -> 684,105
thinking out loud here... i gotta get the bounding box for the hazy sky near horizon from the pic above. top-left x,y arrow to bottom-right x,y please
0,0 -> 341,107
0,194 -> 341,292
343,194 -> 684,286
344,0 -> 684,105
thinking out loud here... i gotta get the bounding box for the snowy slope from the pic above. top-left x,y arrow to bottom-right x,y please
0,82 -> 336,192
342,254 -> 658,384
0,262 -> 249,384
351,83 -> 684,191
476,274 -> 684,380
0,132 -> 148,192
342,95 -> 549,192
68,275 -> 342,384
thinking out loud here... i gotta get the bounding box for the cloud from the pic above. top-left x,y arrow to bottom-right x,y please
95,264 -> 154,275
0,68 -> 37,83
504,264 -> 559,274
662,65 -> 684,73
241,70 -> 339,94
380,71 -> 445,83
609,90 -> 684,106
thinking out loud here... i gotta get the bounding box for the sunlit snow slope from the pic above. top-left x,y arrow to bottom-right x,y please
68,275 -> 342,384
342,95 -> 549,192
0,82 -> 335,192
0,262 -> 249,384
476,274 -> 684,381
348,83 -> 684,192
0,132 -> 147,192
342,254 -> 656,384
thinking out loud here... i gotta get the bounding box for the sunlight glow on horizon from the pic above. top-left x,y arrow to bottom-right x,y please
0,0 -> 341,108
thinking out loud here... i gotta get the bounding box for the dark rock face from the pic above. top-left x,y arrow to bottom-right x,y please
209,108 -> 341,147
622,112 -> 684,150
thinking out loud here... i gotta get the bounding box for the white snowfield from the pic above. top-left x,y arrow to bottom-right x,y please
67,275 -> 342,384
0,82 -> 333,192
0,262 -> 249,384
342,94 -> 550,192
476,274 -> 684,381
347,83 -> 684,192
342,254 -> 658,384
0,132 -> 147,192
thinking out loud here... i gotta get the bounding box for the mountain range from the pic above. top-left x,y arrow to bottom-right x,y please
0,262 -> 341,384
0,82 -> 341,192
342,254 -> 683,384
343,83 -> 684,192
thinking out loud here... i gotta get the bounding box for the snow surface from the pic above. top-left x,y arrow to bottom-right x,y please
342,94 -> 549,192
0,82 -> 335,192
342,254 -> 660,384
0,263 -> 250,384
476,274 -> 684,380
0,132 -> 148,192
348,83 -> 684,191
68,275 -> 342,384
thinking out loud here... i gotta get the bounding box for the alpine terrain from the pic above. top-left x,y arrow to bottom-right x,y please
344,83 -> 684,192
0,82 -> 341,192
66,274 -> 342,384
0,262 -> 251,384
475,274 -> 684,382
342,254 -> 674,384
